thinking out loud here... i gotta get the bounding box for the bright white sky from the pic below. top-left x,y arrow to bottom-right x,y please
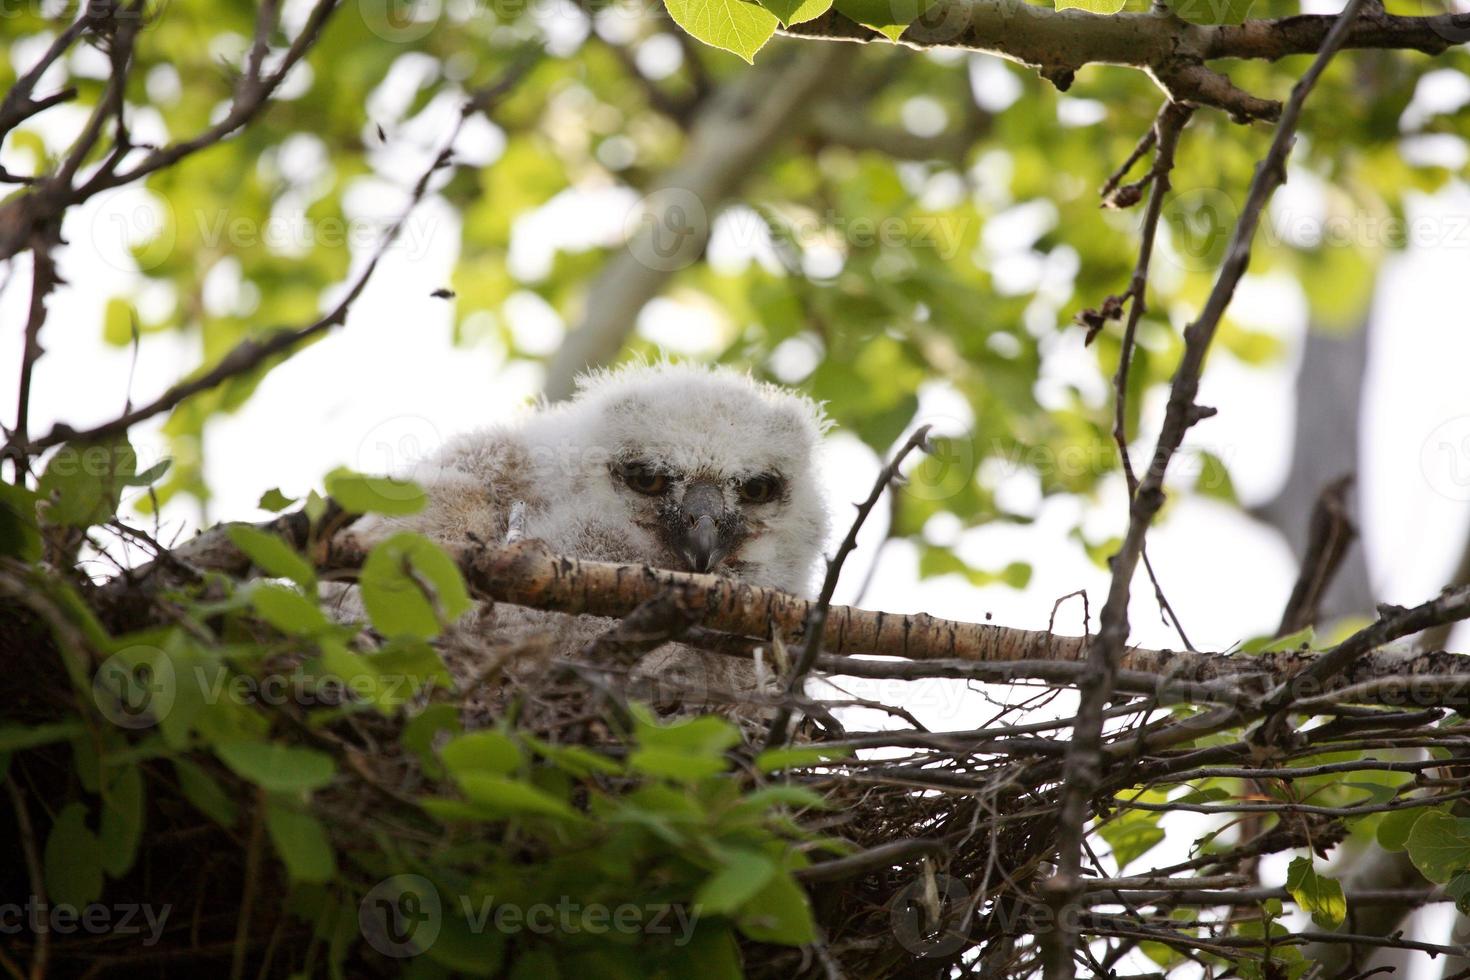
3,35 -> 1469,976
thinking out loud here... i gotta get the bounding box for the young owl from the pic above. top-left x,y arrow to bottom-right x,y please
345,360 -> 831,723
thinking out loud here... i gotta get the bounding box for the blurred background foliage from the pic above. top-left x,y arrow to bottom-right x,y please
3,0 -> 1467,578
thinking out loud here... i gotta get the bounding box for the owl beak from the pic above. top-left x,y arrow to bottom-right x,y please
679,481 -> 728,573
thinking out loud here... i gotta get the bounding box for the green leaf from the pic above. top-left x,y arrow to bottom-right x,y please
249,582 -> 330,635
630,746 -> 729,782
457,773 -> 584,821
736,871 -> 816,946
759,0 -> 832,25
697,850 -> 777,914
1240,626 -> 1316,655
663,0 -> 779,62
1408,810 -> 1470,884
173,759 -> 239,828
0,482 -> 42,560
403,704 -> 462,778
1055,0 -> 1126,12
124,457 -> 171,487
37,436 -> 137,528
360,533 -> 472,639
99,765 -> 145,878
1193,450 -> 1237,504
524,735 -> 624,778
258,488 -> 297,512
832,0 -> 933,40
215,740 -> 336,793
1285,856 -> 1346,930
103,297 -> 137,346
265,798 -> 337,883
1098,810 -> 1166,869
1377,806 -> 1426,852
324,467 -> 426,516
634,709 -> 742,754
756,744 -> 852,773
228,525 -> 316,589
44,802 -> 104,908
440,731 -> 522,777
1448,872 -> 1470,915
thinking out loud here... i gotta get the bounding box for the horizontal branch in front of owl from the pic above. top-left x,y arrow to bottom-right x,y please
102,509 -> 1470,718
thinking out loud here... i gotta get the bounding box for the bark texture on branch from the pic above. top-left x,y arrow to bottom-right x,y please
102,520 -> 1470,702
783,4 -> 1459,120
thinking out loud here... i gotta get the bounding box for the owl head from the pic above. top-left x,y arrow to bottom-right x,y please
527,360 -> 831,596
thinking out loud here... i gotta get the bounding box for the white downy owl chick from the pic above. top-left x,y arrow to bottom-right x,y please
345,360 -> 831,723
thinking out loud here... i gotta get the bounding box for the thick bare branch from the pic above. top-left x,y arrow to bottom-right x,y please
782,2 -> 1457,121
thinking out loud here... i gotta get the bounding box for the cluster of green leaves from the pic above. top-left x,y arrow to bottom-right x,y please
4,444 -> 846,976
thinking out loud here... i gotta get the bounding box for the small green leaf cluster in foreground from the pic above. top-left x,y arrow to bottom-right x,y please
4,452 -> 850,976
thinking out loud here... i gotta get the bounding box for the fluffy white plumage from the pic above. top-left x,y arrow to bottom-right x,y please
346,360 -> 831,717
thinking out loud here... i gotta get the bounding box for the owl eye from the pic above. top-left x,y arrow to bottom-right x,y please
738,474 -> 782,504
619,463 -> 669,496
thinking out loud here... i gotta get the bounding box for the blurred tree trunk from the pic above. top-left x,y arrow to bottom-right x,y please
542,44 -> 851,401
1257,314 -> 1375,624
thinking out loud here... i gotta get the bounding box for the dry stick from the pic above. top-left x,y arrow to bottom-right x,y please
1259,582 -> 1470,735
0,0 -> 341,266
99,528 -> 1470,702
1276,473 -> 1357,636
5,226 -> 61,482
1103,101 -> 1197,653
10,50 -> 541,458
1040,2 -> 1369,976
5,778 -> 47,980
763,424 -> 933,749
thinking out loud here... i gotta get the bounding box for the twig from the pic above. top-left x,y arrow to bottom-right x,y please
8,49 -> 539,459
5,224 -> 62,482
6,777 -> 48,980
1276,474 -> 1357,636
1041,1 -> 1371,975
763,425 -> 932,748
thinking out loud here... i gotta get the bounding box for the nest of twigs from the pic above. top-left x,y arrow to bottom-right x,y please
2,563 -> 1074,980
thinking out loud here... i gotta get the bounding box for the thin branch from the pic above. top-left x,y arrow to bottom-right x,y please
8,51 -> 539,459
764,425 -> 932,748
1041,1 -> 1370,974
